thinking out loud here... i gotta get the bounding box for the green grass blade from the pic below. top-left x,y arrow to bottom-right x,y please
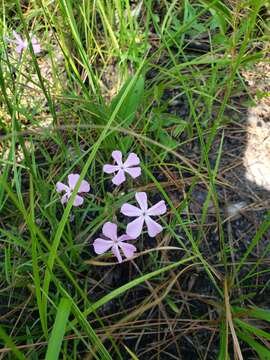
233,307 -> 270,323
198,0 -> 232,23
235,319 -> 270,342
0,326 -> 27,360
45,297 -> 72,360
237,331 -> 270,359
218,320 -> 229,360
123,345 -> 140,360
110,75 -> 144,127
58,287 -> 113,360
70,256 -> 196,327
236,213 -> 270,275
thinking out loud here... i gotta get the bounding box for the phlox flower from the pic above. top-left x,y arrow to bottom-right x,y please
7,31 -> 41,54
121,192 -> 166,238
103,150 -> 141,186
93,222 -> 136,263
56,173 -> 90,207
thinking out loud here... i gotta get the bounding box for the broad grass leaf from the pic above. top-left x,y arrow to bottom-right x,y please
233,306 -> 270,323
235,318 -> 270,341
110,75 -> 144,127
237,331 -> 270,359
45,298 -> 72,360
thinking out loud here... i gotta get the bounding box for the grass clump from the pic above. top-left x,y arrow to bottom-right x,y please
0,0 -> 270,359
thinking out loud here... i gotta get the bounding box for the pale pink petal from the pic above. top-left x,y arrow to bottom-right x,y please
15,44 -> 24,54
145,216 -> 163,237
112,150 -> 123,165
102,222 -> 118,241
125,167 -> 141,179
121,203 -> 142,217
73,195 -> 84,207
78,180 -> 90,193
112,244 -> 122,263
112,169 -> 126,185
118,234 -> 133,242
56,181 -> 69,193
147,200 -> 167,216
93,238 -> 113,254
118,242 -> 137,259
32,43 -> 41,54
124,153 -> 140,167
31,36 -> 41,54
31,36 -> 39,45
13,31 -> 23,43
126,216 -> 144,239
135,192 -> 148,212
103,164 -> 119,174
61,193 -> 68,205
68,174 -> 80,190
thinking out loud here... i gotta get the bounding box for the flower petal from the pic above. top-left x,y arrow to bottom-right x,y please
78,180 -> 90,193
135,192 -> 148,211
61,193 -> 68,205
68,174 -> 80,190
118,234 -> 133,242
103,164 -> 119,174
112,150 -> 123,165
126,216 -> 144,239
32,43 -> 41,54
13,31 -> 23,43
102,222 -> 118,241
112,244 -> 122,263
31,36 -> 38,44
73,195 -> 84,207
121,203 -> 142,217
125,167 -> 141,179
147,200 -> 167,216
124,153 -> 140,167
112,169 -> 126,185
56,181 -> 69,193
118,242 -> 137,259
31,36 -> 41,53
15,44 -> 24,54
145,216 -> 163,237
93,238 -> 113,254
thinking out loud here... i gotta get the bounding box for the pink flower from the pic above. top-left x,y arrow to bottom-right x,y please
93,222 -> 136,263
103,150 -> 141,186
7,31 -> 41,54
29,35 -> 41,54
56,174 -> 90,207
121,192 -> 167,238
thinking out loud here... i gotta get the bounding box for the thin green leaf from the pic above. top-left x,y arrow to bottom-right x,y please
110,75 -> 144,127
45,298 -> 72,360
235,319 -> 270,342
237,331 -> 270,359
233,306 -> 270,323
0,326 -> 26,360
70,256 -> 196,327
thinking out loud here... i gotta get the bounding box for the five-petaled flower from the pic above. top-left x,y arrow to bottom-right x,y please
121,192 -> 167,238
56,173 -> 90,207
93,222 -> 136,263
7,31 -> 41,54
103,150 -> 141,186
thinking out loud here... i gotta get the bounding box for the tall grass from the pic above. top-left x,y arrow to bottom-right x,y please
0,0 -> 269,358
